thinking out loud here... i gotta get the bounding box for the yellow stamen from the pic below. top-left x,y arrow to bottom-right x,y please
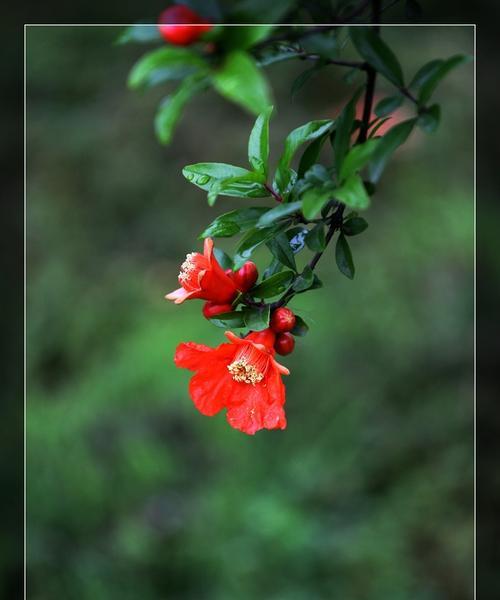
227,358 -> 264,385
179,253 -> 197,283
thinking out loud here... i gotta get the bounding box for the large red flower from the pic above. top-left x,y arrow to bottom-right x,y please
174,330 -> 289,435
166,237 -> 238,305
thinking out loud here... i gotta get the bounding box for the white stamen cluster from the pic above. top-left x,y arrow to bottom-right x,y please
227,358 -> 264,385
179,252 -> 197,283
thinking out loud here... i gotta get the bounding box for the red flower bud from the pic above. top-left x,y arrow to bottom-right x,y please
245,328 -> 276,350
270,307 -> 296,333
158,5 -> 212,46
202,301 -> 234,320
274,332 -> 295,356
232,261 -> 258,292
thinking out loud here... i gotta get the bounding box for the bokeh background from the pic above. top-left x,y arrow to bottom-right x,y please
26,25 -> 474,599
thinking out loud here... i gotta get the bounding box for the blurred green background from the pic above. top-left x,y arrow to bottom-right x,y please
26,26 -> 474,600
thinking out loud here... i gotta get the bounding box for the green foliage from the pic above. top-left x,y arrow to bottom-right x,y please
412,54 -> 471,104
127,47 -> 206,89
183,163 -> 268,205
350,26 -> 405,87
155,74 -> 208,145
374,95 -> 404,117
274,120 -> 334,195
251,270 -> 295,298
305,223 -> 326,251
339,138 -> 381,182
335,232 -> 355,278
266,232 -> 297,271
201,207 -> 269,238
368,119 -> 416,182
256,201 -> 301,228
343,216 -> 368,236
248,105 -> 273,177
418,104 -> 441,133
333,87 -> 363,174
334,174 -> 370,210
212,51 -> 272,115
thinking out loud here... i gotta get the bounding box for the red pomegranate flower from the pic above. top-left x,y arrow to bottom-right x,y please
166,238 -> 238,305
174,330 -> 290,435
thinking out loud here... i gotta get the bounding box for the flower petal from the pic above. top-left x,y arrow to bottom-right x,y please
189,365 -> 237,416
225,383 -> 286,435
174,342 -> 213,370
165,287 -> 200,304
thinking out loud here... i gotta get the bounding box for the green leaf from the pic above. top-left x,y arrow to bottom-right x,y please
292,265 -> 315,292
367,118 -> 416,182
128,47 -> 206,89
301,187 -> 332,220
275,120 -> 334,194
301,32 -> 339,59
291,64 -> 322,98
343,216 -> 368,236
219,25 -> 274,51
333,174 -> 370,210
234,224 -> 288,268
333,87 -> 363,174
209,311 -> 247,329
213,51 -> 272,115
213,248 -> 233,270
182,163 -> 268,199
263,258 -> 283,279
335,233 -> 355,279
349,27 -> 404,87
251,271 -> 294,298
409,59 -> 443,90
298,134 -> 328,178
266,233 -> 297,271
244,305 -> 270,331
248,106 -> 273,176
290,315 -> 309,337
305,223 -> 326,251
339,138 -> 381,182
201,207 -> 269,238
417,104 -> 441,133
155,74 -> 207,145
417,54 -> 471,104
374,95 -> 404,118
256,202 -> 301,229
116,24 -> 162,45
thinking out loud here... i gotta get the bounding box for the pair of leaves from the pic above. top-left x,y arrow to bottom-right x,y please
350,27 -> 404,88
209,305 -> 270,331
128,47 -> 207,89
274,120 -> 334,196
201,207 -> 269,238
184,106 -> 274,204
410,54 -> 471,105
182,163 -> 269,205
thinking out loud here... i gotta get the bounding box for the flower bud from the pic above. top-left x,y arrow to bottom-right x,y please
158,5 -> 212,46
270,307 -> 296,333
245,328 -> 276,349
202,301 -> 233,320
274,332 -> 295,356
232,261 -> 258,292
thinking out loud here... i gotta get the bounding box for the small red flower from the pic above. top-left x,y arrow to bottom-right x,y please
166,238 -> 238,305
174,330 -> 290,435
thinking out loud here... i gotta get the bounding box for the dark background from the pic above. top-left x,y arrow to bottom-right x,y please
3,1 -> 495,598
